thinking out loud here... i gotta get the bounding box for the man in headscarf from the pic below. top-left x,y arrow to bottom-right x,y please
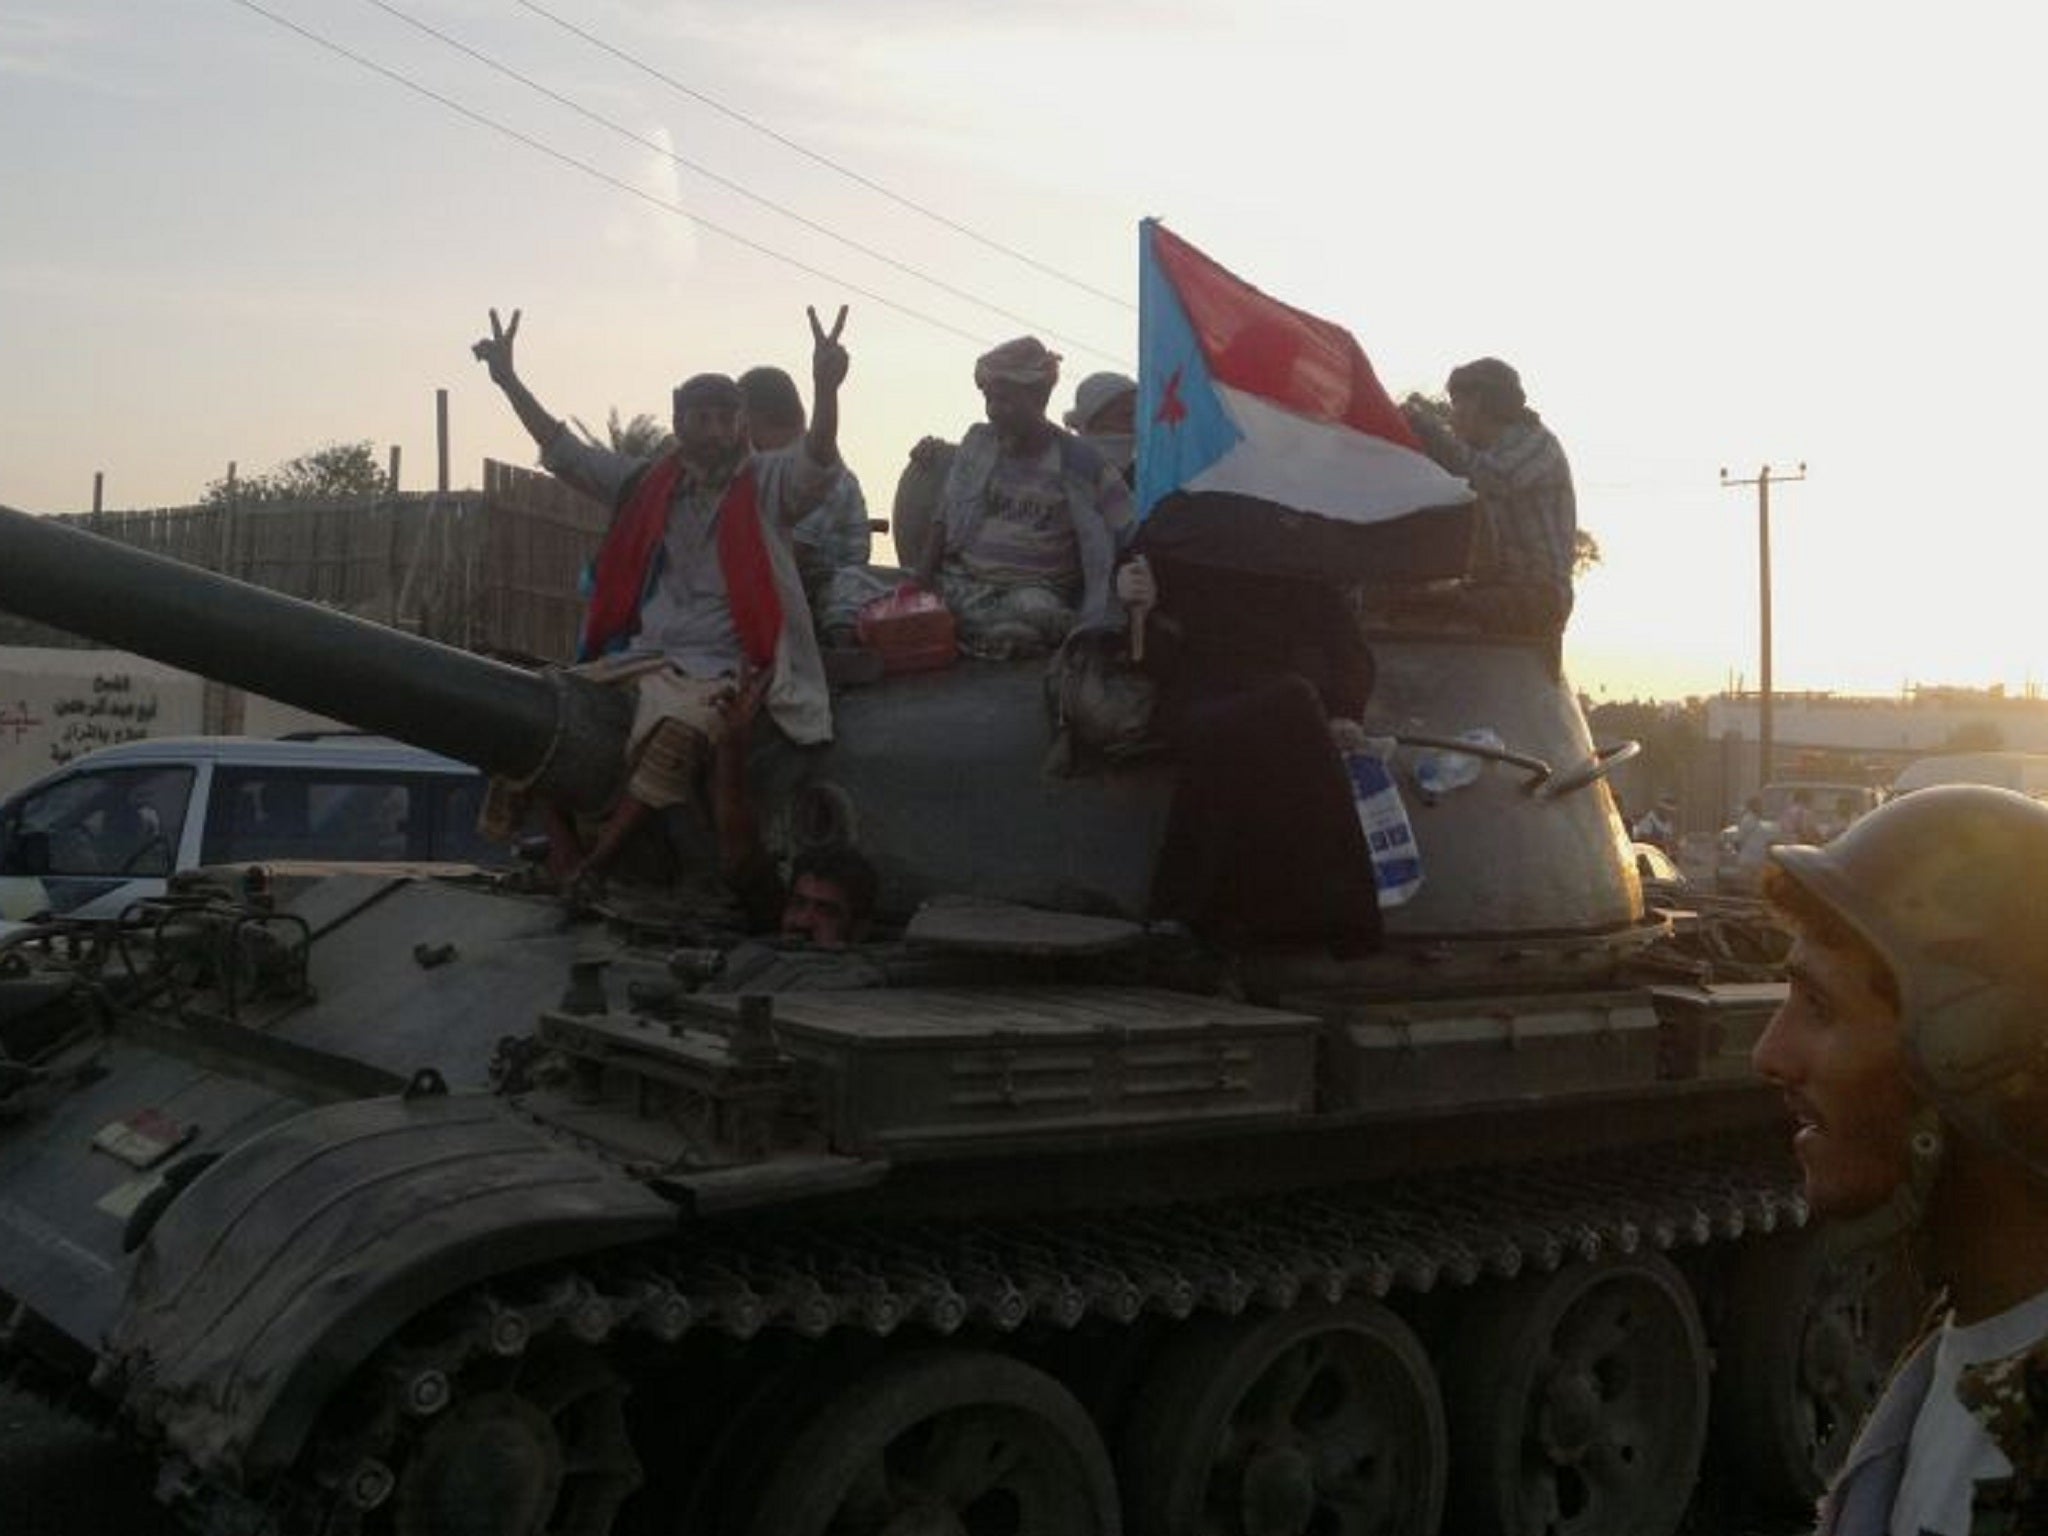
1401,357 -> 1577,636
472,303 -> 850,891
911,336 -> 1137,659
738,364 -> 875,645
1064,370 -> 1138,486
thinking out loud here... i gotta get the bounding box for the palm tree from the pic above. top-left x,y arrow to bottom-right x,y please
572,408 -> 673,458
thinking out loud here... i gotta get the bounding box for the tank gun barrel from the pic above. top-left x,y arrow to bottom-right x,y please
0,504 -> 625,807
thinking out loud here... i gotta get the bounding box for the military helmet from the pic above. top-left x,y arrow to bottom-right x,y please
1770,784 -> 2048,1175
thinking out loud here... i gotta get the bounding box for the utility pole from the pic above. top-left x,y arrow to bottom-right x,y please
436,389 -> 451,494
1720,462 -> 1805,794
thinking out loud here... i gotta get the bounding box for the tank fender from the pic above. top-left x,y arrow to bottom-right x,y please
104,1091 -> 677,1483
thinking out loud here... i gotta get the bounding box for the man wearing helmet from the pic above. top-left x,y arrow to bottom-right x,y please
1751,785 -> 2048,1535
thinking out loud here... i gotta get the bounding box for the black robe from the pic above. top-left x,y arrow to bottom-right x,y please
1143,556 -> 1382,953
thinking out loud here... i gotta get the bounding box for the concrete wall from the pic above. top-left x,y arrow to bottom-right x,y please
0,649 -> 361,798
1704,691 -> 2048,757
0,648 -> 205,796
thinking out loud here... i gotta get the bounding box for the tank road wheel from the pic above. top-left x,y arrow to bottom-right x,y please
1444,1256 -> 1708,1536
1713,1227 -> 1925,1512
391,1341 -> 640,1536
739,1349 -> 1119,1536
1122,1301 -> 1445,1536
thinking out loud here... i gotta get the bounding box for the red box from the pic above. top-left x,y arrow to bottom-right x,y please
857,587 -> 957,674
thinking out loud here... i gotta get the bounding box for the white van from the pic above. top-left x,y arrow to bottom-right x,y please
1891,752 -> 2048,800
0,735 -> 497,930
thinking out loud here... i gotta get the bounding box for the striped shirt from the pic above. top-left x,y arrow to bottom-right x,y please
950,439 -> 1135,589
791,466 -> 872,594
1417,416 -> 1576,600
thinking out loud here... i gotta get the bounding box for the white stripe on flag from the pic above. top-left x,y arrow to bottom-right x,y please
1187,385 -> 1475,526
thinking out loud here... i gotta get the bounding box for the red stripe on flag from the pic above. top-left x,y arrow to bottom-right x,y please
1152,223 -> 1421,448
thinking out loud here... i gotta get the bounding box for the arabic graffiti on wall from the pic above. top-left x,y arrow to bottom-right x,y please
48,675 -> 164,761
0,653 -> 204,795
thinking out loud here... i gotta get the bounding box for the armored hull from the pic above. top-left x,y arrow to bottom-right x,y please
0,504 -> 1912,1536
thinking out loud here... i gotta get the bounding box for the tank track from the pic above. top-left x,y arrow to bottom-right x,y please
181,1131 -> 1803,1533
652,1133 -> 1803,1338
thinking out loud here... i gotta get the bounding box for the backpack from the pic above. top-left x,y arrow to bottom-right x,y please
1042,626 -> 1159,776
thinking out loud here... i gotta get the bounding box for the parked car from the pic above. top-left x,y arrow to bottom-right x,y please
0,735 -> 500,932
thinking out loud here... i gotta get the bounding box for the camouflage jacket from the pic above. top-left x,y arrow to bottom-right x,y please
1954,1336 -> 2048,1535
1819,1333 -> 2048,1536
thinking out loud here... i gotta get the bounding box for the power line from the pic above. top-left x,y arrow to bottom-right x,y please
225,0 -> 1033,353
357,0 -> 1124,360
513,0 -> 1135,313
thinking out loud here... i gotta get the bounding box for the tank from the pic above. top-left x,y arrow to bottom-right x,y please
0,502 -> 1913,1536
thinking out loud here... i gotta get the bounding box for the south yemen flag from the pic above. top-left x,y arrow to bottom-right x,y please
1136,219 -> 1475,579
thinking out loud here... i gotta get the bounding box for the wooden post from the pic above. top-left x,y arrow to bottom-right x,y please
388,444 -> 402,495
387,449 -> 405,625
436,389 -> 450,493
92,471 -> 104,514
219,461 -> 238,574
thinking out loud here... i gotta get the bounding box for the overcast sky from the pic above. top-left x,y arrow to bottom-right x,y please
3,0 -> 2043,700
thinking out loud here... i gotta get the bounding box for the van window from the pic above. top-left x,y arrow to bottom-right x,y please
202,770 -> 428,865
4,765 -> 194,877
424,775 -> 507,864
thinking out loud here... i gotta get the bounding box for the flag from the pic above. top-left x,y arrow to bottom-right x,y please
1136,220 -> 1474,556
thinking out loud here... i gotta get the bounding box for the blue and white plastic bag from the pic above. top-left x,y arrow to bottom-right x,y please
1345,745 -> 1424,908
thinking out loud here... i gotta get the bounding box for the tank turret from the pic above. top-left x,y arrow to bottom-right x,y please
0,502 -> 1642,940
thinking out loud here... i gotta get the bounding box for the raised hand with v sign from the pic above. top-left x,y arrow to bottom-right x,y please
808,304 -> 850,394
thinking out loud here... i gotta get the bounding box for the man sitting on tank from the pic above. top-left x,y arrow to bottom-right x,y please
1063,370 -> 1138,487
471,303 -> 850,892
737,364 -> 880,648
909,337 -> 1137,659
1399,357 -> 1577,637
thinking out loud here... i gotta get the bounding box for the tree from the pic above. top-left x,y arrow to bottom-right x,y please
203,441 -> 387,507
573,408 -> 673,458
1572,528 -> 1602,577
